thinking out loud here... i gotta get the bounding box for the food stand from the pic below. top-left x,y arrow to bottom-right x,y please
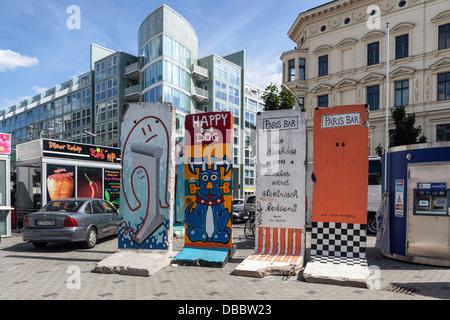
15,138 -> 121,227
0,133 -> 12,238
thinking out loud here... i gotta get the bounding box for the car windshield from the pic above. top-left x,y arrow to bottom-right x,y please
40,200 -> 84,212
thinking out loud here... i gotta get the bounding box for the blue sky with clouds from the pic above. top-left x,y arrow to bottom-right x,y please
0,0 -> 329,110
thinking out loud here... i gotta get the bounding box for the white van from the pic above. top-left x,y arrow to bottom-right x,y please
306,156 -> 382,234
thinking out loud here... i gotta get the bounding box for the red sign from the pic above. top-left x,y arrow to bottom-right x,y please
184,112 -> 233,146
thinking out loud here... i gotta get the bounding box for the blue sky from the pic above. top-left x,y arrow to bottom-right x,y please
0,0 -> 329,111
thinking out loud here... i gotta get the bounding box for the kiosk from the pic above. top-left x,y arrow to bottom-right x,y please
0,133 -> 12,238
381,142 -> 450,266
15,138 -> 121,227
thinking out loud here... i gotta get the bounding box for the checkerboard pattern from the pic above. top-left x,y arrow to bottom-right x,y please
309,255 -> 368,267
310,222 -> 367,259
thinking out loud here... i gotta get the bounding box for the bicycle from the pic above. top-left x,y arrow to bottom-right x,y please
244,211 -> 256,240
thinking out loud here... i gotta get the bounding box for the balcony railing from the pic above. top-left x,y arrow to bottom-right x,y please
191,64 -> 209,83
124,62 -> 140,81
192,86 -> 209,103
124,85 -> 140,102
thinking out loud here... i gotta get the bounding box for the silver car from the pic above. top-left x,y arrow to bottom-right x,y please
22,198 -> 119,249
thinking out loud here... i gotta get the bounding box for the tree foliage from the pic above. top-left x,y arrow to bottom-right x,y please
376,106 -> 427,157
262,83 -> 295,111
261,84 -> 280,111
389,106 -> 427,147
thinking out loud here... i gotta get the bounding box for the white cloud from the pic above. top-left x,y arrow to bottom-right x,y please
32,86 -> 48,94
246,56 -> 282,90
0,86 -> 47,110
0,49 -> 39,72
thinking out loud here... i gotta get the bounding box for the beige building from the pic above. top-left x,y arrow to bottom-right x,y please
281,0 -> 450,160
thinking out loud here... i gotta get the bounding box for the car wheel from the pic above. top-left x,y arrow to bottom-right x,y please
367,214 -> 377,235
83,227 -> 97,249
32,242 -> 47,248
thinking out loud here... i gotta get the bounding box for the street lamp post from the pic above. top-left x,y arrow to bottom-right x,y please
281,84 -> 304,111
82,129 -> 111,147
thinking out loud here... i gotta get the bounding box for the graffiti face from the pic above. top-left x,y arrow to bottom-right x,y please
119,104 -> 174,250
199,170 -> 221,199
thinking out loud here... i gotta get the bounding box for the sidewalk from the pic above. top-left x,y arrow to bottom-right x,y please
0,225 -> 449,300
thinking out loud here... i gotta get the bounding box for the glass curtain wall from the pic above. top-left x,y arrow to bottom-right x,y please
140,34 -> 192,116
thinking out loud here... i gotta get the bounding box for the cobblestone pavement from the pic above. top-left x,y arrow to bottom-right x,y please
0,225 -> 449,301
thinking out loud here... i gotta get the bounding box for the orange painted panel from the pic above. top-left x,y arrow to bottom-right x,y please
312,105 -> 369,225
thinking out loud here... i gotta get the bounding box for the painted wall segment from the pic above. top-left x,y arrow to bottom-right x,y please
183,111 -> 233,249
233,109 -> 306,277
118,103 -> 176,250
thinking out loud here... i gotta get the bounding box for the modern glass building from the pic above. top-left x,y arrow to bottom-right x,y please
0,5 -> 263,205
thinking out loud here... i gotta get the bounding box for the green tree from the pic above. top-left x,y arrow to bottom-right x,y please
262,83 -> 296,111
389,106 -> 427,147
261,83 -> 280,111
279,86 -> 296,109
376,106 -> 427,157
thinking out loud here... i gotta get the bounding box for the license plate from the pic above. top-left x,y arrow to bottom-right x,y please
36,220 -> 56,226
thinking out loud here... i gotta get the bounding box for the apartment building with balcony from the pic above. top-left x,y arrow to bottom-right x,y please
281,0 -> 450,160
0,4 -> 263,199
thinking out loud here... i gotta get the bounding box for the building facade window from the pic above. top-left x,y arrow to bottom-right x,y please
107,77 -> 118,99
438,23 -> 450,50
244,111 -> 255,129
299,58 -> 306,80
215,59 -> 240,86
143,60 -> 163,89
318,55 -> 328,77
298,97 -> 305,109
367,85 -> 380,110
163,60 -> 190,92
288,59 -> 295,82
228,86 -> 239,106
395,80 -> 409,106
318,94 -> 329,107
395,34 -> 409,59
95,82 -> 106,102
438,72 -> 450,101
437,123 -> 450,141
162,86 -> 190,114
162,35 -> 191,68
367,41 -> 379,66
215,80 -> 228,101
141,35 -> 163,65
142,85 -> 163,104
